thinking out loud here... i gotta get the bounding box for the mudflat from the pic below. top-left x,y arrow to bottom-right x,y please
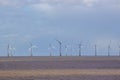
0,56 -> 120,80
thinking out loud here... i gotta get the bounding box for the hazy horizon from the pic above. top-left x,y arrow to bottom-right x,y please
0,0 -> 120,56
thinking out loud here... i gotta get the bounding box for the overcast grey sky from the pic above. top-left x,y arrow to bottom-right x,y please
0,0 -> 120,56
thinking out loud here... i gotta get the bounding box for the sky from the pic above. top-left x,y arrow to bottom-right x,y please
0,0 -> 120,56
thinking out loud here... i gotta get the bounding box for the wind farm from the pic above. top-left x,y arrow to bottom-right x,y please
0,0 -> 120,80
0,40 -> 119,80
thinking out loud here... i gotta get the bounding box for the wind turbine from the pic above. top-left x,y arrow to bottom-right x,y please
9,46 -> 13,57
29,43 -> 37,57
65,45 -> 69,56
7,44 -> 10,57
48,44 -> 52,56
56,40 -> 62,56
107,41 -> 111,56
11,47 -> 16,57
7,44 -> 15,57
48,44 -> 56,56
116,42 -> 120,56
78,43 -> 82,56
29,43 -> 33,57
118,43 -> 120,56
107,45 -> 110,56
94,44 -> 97,56
108,45 -> 111,56
118,45 -> 120,56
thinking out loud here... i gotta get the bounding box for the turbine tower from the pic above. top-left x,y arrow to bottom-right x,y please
49,44 -> 52,56
117,42 -> 120,56
119,45 -> 120,56
94,44 -> 97,56
29,43 -> 33,57
78,43 -> 82,56
7,44 -> 10,57
11,47 -> 16,57
7,44 -> 15,57
107,41 -> 111,56
29,43 -> 37,57
65,45 -> 68,56
56,40 -> 62,56
108,45 -> 111,56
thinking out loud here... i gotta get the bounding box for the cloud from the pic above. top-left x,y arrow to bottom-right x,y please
0,0 -> 120,10
3,34 -> 18,40
83,0 -> 98,7
29,0 -> 120,15
31,3 -> 55,14
0,0 -> 19,6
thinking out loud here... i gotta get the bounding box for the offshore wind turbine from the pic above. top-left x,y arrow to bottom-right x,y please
78,43 -> 82,56
107,41 -> 111,56
29,43 -> 37,57
56,40 -> 62,56
48,44 -> 56,56
118,44 -> 120,56
29,43 -> 33,57
7,44 -> 10,57
94,44 -> 97,56
48,44 -> 52,56
65,45 -> 68,56
118,43 -> 120,56
7,44 -> 15,57
11,47 -> 16,57
108,44 -> 111,56
117,42 -> 120,56
9,46 -> 13,57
